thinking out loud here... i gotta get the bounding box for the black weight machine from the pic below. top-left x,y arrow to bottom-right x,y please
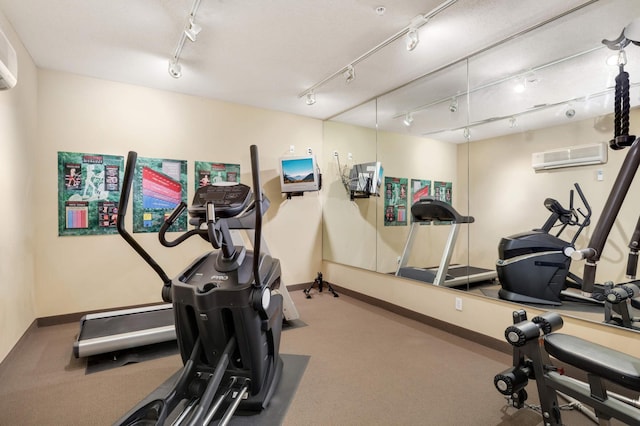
496,183 -> 596,306
494,309 -> 640,425
114,145 -> 285,425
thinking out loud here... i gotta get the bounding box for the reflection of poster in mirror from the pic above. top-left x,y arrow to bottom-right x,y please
384,176 -> 408,226
133,157 -> 187,233
58,151 -> 124,236
410,179 -> 431,223
433,181 -> 452,205
194,161 -> 240,189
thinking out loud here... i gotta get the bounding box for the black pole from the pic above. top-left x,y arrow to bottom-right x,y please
250,145 -> 263,288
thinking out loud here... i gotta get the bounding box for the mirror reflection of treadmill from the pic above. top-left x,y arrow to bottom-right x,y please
395,197 -> 497,287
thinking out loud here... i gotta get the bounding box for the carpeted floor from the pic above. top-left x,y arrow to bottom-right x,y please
0,288 -> 624,425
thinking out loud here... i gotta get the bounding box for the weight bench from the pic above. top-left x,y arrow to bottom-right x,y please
494,310 -> 640,425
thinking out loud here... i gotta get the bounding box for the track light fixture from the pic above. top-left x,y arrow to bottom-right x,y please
167,0 -> 202,79
344,65 -> 356,83
406,27 -> 419,51
298,0 -> 456,104
306,91 -> 316,106
184,17 -> 202,42
168,60 -> 182,78
449,97 -> 458,113
403,113 -> 414,127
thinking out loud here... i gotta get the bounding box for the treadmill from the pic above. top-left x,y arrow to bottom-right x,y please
73,186 -> 300,359
395,197 -> 496,287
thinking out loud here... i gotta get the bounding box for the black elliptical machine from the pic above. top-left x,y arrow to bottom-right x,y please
496,183 -> 593,306
115,145 -> 283,425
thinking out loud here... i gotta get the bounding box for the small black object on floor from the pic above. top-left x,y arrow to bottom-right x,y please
85,340 -> 179,374
304,272 -> 339,298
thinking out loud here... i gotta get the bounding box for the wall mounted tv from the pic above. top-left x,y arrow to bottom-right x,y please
279,155 -> 321,194
348,161 -> 383,196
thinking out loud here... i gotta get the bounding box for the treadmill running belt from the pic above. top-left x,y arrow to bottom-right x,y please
79,308 -> 174,340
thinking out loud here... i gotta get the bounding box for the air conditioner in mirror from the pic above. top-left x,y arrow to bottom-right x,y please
532,142 -> 608,171
0,26 -> 17,90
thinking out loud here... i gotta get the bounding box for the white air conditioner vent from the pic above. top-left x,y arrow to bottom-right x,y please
0,26 -> 17,90
532,142 -> 608,171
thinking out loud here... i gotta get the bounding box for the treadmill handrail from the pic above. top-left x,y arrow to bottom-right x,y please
117,151 -> 173,300
411,197 -> 474,223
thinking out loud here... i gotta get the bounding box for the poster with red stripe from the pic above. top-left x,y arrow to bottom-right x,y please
133,157 -> 187,233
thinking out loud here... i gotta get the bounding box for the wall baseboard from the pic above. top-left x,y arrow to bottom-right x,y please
34,281 -> 509,355
326,282 -> 511,355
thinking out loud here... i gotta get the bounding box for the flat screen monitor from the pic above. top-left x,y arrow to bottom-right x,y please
279,155 -> 320,193
348,161 -> 383,196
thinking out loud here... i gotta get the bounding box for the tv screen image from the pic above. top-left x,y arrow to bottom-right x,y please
279,155 -> 320,193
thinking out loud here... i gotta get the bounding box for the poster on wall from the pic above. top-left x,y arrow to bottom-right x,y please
383,176 -> 408,227
433,181 -> 453,205
133,157 -> 188,233
58,152 -> 124,236
194,161 -> 241,189
410,179 -> 431,223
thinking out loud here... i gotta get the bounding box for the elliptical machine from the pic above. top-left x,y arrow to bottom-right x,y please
496,183 -> 593,306
115,145 -> 283,425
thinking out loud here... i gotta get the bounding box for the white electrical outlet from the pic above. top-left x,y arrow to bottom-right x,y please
455,297 -> 463,311
348,152 -> 353,160
333,150 -> 338,157
289,145 -> 295,153
307,147 -> 312,155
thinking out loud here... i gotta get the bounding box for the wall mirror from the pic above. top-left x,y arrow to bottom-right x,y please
322,0 -> 640,330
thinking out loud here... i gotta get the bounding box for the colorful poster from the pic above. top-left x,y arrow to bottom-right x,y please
194,161 -> 240,189
383,176 -> 408,227
410,179 -> 431,223
433,181 -> 453,204
58,152 -> 124,236
133,157 -> 187,233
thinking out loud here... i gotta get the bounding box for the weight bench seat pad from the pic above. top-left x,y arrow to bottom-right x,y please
544,333 -> 640,392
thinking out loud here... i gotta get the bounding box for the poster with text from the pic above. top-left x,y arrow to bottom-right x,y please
410,179 -> 431,223
133,157 -> 187,233
194,161 -> 240,189
383,176 -> 408,227
58,152 -> 124,236
433,181 -> 453,204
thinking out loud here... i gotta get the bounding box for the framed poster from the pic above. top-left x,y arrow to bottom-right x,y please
58,152 -> 124,236
194,161 -> 240,189
133,157 -> 188,233
410,179 -> 431,223
433,181 -> 453,204
383,176 -> 408,227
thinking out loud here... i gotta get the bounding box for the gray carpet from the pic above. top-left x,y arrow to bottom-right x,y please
0,289 -> 628,425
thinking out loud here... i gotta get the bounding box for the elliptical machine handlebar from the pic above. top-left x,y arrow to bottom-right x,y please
250,144 -> 263,289
117,151 -> 173,302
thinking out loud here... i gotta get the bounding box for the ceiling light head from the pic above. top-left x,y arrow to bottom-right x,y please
168,60 -> 182,78
463,127 -> 471,140
305,91 -> 316,106
565,107 -> 576,119
449,97 -> 458,113
344,65 -> 356,84
184,17 -> 202,42
406,27 -> 419,51
403,113 -> 414,127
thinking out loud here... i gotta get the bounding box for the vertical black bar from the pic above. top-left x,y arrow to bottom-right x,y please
250,145 -> 263,288
117,151 -> 172,295
582,139 -> 640,292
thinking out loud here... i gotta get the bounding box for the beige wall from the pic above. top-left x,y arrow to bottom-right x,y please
33,70 -> 323,318
0,13 -> 38,362
376,130 -> 460,274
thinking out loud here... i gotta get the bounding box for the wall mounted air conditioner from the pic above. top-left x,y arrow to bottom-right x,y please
532,142 -> 608,171
0,26 -> 17,90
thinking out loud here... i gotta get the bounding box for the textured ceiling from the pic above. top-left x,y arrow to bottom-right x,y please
0,0 -> 638,141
